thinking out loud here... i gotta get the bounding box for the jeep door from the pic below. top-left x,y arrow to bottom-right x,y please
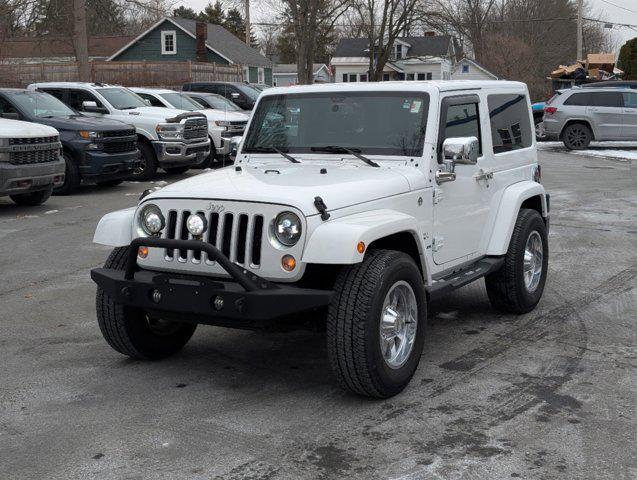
432,94 -> 495,265
621,91 -> 637,140
585,91 -> 624,140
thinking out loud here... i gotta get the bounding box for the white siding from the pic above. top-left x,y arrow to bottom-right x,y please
452,60 -> 497,80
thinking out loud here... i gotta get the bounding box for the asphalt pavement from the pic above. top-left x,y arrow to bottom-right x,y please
1,151 -> 635,480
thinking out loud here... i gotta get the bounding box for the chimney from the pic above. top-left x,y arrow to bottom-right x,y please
424,31 -> 435,37
196,22 -> 207,63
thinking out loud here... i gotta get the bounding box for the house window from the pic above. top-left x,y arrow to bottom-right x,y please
342,73 -> 348,82
383,73 -> 390,81
258,67 -> 264,84
349,74 -> 357,82
462,64 -> 469,73
359,74 -> 367,82
406,73 -> 415,80
417,73 -> 426,81
161,31 -> 176,55
427,72 -> 433,80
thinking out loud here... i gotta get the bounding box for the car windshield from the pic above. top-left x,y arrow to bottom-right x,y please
202,94 -> 242,112
97,87 -> 147,109
243,92 -> 430,157
160,93 -> 203,111
7,91 -> 76,118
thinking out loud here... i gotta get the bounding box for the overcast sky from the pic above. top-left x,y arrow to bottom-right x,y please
182,0 -> 637,52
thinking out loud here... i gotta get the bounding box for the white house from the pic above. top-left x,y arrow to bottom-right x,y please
272,63 -> 332,86
451,58 -> 498,80
331,36 -> 457,82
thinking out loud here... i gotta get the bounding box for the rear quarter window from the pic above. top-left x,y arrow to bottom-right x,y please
563,92 -> 591,106
487,94 -> 533,154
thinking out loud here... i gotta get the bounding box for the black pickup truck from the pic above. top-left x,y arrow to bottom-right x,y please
0,89 -> 138,194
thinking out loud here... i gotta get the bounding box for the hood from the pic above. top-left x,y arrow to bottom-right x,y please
37,115 -> 134,132
146,161 -> 422,216
0,118 -> 58,137
122,106 -> 202,122
199,109 -> 249,122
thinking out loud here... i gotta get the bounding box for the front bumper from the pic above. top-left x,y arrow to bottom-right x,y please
91,238 -> 333,327
0,157 -> 65,196
152,138 -> 211,168
79,150 -> 138,180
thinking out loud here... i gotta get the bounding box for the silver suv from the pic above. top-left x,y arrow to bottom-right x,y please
543,86 -> 637,149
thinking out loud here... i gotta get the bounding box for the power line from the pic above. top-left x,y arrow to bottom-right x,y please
597,0 -> 637,15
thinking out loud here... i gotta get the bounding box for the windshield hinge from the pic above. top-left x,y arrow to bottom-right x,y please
314,196 -> 330,221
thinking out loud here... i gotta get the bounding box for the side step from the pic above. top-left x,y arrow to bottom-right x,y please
426,257 -> 504,300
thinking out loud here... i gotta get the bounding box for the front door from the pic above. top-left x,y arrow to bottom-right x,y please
432,94 -> 493,265
621,91 -> 637,140
585,91 -> 623,140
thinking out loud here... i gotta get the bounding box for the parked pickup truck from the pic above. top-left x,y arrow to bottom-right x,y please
130,88 -> 249,165
28,83 -> 211,180
0,89 -> 138,194
91,81 -> 549,398
0,118 -> 64,205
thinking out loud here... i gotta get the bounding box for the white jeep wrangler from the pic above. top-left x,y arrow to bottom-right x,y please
91,81 -> 549,398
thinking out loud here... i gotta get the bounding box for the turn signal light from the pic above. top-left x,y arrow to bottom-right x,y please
138,246 -> 149,258
281,255 -> 296,271
357,241 -> 366,254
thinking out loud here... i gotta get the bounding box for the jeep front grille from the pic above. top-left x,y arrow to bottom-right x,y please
183,118 -> 208,141
162,210 -> 264,267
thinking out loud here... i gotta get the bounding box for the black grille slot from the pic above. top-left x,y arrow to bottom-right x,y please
179,211 -> 190,259
9,149 -> 58,165
251,215 -> 264,266
236,215 -> 249,264
164,211 -> 177,259
206,212 -> 220,246
103,140 -> 137,154
221,213 -> 234,258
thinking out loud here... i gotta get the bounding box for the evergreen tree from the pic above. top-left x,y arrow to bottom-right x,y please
173,6 -> 199,20
223,7 -> 257,47
200,1 -> 225,25
618,37 -> 637,80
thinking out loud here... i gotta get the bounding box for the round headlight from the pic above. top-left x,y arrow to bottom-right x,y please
186,213 -> 207,236
138,204 -> 164,236
274,211 -> 302,246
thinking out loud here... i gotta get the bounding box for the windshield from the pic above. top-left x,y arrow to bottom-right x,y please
7,91 -> 76,118
203,94 -> 242,112
243,92 -> 430,156
160,93 -> 203,111
97,87 -> 147,109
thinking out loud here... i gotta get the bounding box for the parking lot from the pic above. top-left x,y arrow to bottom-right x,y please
1,149 -> 635,479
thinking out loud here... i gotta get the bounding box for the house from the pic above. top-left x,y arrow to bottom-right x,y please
331,35 -> 457,82
272,63 -> 332,86
108,17 -> 273,85
451,58 -> 498,80
0,35 -> 134,64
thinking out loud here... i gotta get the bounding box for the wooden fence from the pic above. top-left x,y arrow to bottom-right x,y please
0,61 -> 244,88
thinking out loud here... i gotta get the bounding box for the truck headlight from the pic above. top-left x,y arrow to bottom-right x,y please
272,211 -> 302,247
79,131 -> 100,139
156,123 -> 184,140
137,204 -> 165,236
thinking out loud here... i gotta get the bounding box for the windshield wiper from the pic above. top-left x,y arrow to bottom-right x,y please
310,146 -> 379,168
248,146 -> 300,163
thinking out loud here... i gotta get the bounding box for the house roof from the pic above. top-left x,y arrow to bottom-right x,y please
0,35 -> 134,59
272,63 -> 329,75
334,35 -> 453,58
108,17 -> 272,67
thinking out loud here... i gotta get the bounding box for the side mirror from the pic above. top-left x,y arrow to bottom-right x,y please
1,112 -> 20,120
442,136 -> 479,165
81,100 -> 107,114
143,99 -> 152,106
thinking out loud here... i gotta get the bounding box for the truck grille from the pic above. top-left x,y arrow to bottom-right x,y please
102,129 -> 136,138
183,118 -> 208,140
162,210 -> 264,267
9,136 -> 58,145
10,148 -> 59,165
103,140 -> 137,154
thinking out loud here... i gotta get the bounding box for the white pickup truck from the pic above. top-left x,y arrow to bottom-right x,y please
90,81 -> 549,398
0,117 -> 64,205
28,83 -> 211,180
130,88 -> 249,164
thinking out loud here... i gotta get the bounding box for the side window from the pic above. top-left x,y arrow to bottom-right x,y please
0,97 -> 21,118
623,92 -> 637,108
564,92 -> 591,106
38,88 -> 65,102
488,94 -> 533,154
589,92 -> 622,107
440,99 -> 482,157
138,93 -> 164,107
67,89 -> 103,110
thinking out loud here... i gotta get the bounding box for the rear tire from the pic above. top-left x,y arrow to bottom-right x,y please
130,141 -> 158,181
96,247 -> 197,360
327,250 -> 426,398
10,186 -> 53,206
562,123 -> 591,150
53,152 -> 81,195
485,209 -> 548,314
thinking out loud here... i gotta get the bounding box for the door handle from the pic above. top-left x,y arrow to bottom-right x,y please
474,169 -> 494,182
624,108 -> 635,113
435,170 -> 456,184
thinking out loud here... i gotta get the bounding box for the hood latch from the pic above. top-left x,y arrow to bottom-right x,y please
314,196 -> 330,221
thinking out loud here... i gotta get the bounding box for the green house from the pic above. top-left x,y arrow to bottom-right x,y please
108,17 -> 273,85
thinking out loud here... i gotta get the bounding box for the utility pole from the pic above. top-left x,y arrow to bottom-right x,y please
245,0 -> 250,45
576,0 -> 583,61
73,0 -> 90,81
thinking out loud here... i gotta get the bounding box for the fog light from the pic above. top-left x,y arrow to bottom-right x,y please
186,213 -> 207,236
138,246 -> 149,258
281,255 -> 296,271
357,241 -> 366,254
213,296 -> 224,310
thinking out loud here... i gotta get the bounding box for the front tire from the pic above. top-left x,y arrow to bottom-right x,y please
327,250 -> 426,398
10,186 -> 53,206
562,123 -> 591,150
96,247 -> 197,359
130,141 -> 158,181
485,209 -> 548,314
54,152 -> 81,195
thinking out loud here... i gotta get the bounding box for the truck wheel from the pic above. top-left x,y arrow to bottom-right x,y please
562,123 -> 591,150
130,141 -> 158,181
96,247 -> 197,360
10,186 -> 53,206
485,209 -> 548,314
53,152 -> 81,195
164,166 -> 189,174
327,250 -> 426,398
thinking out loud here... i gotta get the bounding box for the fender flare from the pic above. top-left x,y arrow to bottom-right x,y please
136,130 -> 155,142
486,181 -> 548,255
93,207 -> 136,246
302,209 -> 428,274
